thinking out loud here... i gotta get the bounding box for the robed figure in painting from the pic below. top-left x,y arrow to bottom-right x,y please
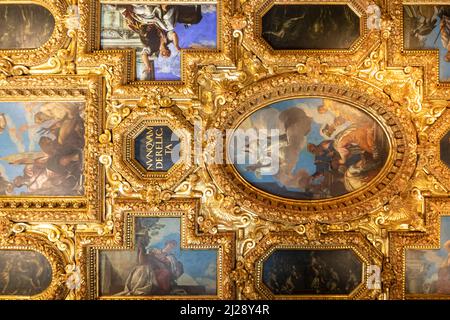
116,230 -> 184,296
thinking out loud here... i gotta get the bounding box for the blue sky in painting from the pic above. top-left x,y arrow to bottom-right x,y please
139,218 -> 217,285
442,217 -> 450,248
407,217 -> 450,279
0,102 -> 37,193
422,16 -> 450,81
154,9 -> 217,80
234,98 -> 324,192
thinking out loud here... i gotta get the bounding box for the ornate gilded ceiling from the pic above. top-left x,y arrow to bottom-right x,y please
0,0 -> 450,300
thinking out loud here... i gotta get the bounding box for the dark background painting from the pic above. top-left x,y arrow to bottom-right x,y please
262,249 -> 363,295
0,250 -> 52,296
0,4 -> 55,49
262,4 -> 360,50
100,217 -> 217,296
403,5 -> 450,81
441,130 -> 450,168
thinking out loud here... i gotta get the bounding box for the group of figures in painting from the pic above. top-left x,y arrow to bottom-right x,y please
233,98 -> 389,200
262,250 -> 362,295
101,4 -> 216,80
0,251 -> 52,296
0,102 -> 85,196
404,5 -> 450,81
100,218 -> 217,296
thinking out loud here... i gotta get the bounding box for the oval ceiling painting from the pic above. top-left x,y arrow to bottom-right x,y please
229,98 -> 390,200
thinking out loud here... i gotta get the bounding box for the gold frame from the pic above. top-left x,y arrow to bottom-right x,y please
254,244 -> 372,300
0,0 -> 449,300
113,106 -> 195,191
390,199 -> 450,300
0,76 -> 105,222
76,0 -> 235,98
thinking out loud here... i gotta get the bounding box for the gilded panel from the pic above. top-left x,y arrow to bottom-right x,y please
0,0 -> 448,302
206,73 -> 417,224
0,76 -> 105,222
84,200 -> 235,300
0,217 -> 72,300
0,0 -> 74,71
236,231 -> 383,300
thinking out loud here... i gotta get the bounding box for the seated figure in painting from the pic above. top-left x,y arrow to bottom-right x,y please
307,140 -> 341,178
307,121 -> 385,196
306,141 -> 344,197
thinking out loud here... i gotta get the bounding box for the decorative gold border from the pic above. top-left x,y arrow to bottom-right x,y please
390,198 -> 450,300
255,0 -> 366,53
0,76 -> 105,222
77,0 -> 235,99
85,198 -> 235,300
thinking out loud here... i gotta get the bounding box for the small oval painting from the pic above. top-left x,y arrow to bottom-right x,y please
262,5 -> 360,50
0,250 -> 52,296
0,4 -> 55,49
230,98 -> 390,200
